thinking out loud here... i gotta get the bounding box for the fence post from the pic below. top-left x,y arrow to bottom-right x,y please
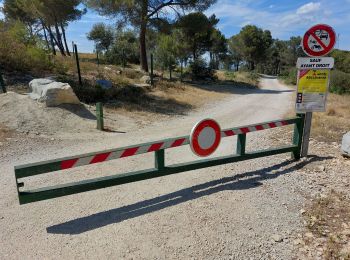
74,44 -> 82,87
72,41 -> 75,58
155,150 -> 165,170
96,102 -> 104,131
292,113 -> 305,160
180,61 -> 183,82
150,53 -> 154,86
0,71 -> 7,93
236,134 -> 246,155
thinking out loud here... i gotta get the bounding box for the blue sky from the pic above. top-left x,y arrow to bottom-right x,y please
1,0 -> 350,52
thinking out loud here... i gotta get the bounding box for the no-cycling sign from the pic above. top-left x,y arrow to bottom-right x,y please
302,24 -> 336,57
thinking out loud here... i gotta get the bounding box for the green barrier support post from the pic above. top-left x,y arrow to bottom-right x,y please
96,102 -> 104,131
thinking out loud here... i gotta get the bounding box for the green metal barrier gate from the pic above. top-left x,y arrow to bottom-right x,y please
15,115 -> 305,205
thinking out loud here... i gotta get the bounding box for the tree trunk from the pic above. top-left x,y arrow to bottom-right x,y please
193,48 -> 197,60
60,23 -> 71,56
251,62 -> 255,71
139,0 -> 149,72
42,24 -> 50,51
54,21 -> 66,56
46,26 -> 56,55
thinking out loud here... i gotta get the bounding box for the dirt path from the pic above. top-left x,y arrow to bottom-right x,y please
1,77 -> 314,259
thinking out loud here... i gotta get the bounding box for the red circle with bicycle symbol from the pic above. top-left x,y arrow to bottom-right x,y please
302,24 -> 336,57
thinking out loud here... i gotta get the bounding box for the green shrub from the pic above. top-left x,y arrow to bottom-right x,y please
279,67 -> 297,85
224,71 -> 236,81
0,21 -> 54,73
189,58 -> 216,80
330,70 -> 350,95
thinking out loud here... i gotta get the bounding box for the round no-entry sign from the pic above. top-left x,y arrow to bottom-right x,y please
190,119 -> 221,157
302,24 -> 336,57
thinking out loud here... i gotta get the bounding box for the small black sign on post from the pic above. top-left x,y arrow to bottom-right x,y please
0,71 -> 7,93
74,44 -> 83,87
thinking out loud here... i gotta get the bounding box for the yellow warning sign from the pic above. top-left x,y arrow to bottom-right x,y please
298,70 -> 329,93
296,70 -> 330,112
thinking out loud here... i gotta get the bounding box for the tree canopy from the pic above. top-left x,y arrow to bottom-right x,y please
85,0 -> 217,72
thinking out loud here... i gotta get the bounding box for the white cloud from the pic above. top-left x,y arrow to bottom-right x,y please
206,0 -> 348,40
296,2 -> 321,15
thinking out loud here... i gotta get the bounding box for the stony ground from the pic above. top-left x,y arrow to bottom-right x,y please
0,77 -> 349,259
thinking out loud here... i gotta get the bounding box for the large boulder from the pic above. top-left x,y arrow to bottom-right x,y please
342,132 -> 350,158
140,75 -> 151,84
29,79 -> 80,107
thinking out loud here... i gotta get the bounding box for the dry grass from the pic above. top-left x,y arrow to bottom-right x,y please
53,56 -> 231,118
153,80 -> 228,108
216,70 -> 259,87
312,94 -> 350,142
303,191 -> 350,259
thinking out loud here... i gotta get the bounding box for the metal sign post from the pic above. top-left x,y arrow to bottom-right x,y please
297,24 -> 337,158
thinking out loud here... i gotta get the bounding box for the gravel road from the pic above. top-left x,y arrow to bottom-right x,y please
1,77 -> 312,259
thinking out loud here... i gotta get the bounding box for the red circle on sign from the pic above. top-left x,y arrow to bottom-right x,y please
190,119 -> 221,157
302,24 -> 336,57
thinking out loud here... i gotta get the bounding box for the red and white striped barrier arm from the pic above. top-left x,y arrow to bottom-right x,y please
221,120 -> 289,137
60,119 -> 291,170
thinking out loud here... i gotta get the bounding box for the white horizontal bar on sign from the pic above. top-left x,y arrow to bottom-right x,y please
296,57 -> 334,69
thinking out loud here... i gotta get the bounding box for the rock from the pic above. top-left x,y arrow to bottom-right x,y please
342,229 -> 350,236
140,75 -> 151,84
132,83 -> 151,88
29,79 -> 80,107
304,232 -> 314,238
316,165 -> 326,172
293,239 -> 303,245
271,234 -> 283,242
342,132 -> 350,157
96,79 -> 113,90
300,209 -> 306,215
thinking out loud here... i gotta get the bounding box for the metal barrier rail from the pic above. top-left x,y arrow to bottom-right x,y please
15,116 -> 305,205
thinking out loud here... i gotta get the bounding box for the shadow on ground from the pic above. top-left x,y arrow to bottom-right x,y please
188,80 -> 294,96
105,92 -> 192,116
47,155 -> 333,235
57,104 -> 97,120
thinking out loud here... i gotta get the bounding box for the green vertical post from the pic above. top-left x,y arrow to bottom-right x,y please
155,150 -> 165,170
150,54 -> 154,86
96,102 -> 104,131
236,134 -> 246,155
74,44 -> 82,87
0,71 -> 6,93
292,114 -> 305,160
